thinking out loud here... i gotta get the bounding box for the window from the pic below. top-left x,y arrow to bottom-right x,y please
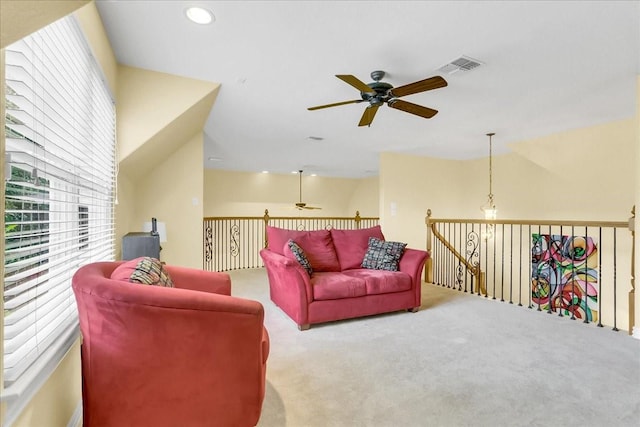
3,14 -> 115,418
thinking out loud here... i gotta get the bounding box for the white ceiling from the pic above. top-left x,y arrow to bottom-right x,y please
95,0 -> 640,178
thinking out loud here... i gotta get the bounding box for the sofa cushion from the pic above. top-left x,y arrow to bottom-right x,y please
342,269 -> 412,295
266,226 -> 306,255
330,226 -> 385,270
267,226 -> 340,272
361,237 -> 407,271
111,257 -> 174,287
310,272 -> 367,301
294,232 -> 340,272
284,239 -> 313,276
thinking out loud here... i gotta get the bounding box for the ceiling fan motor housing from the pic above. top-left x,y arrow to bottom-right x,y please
361,81 -> 393,105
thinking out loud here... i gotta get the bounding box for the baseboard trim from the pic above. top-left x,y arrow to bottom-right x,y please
67,400 -> 82,427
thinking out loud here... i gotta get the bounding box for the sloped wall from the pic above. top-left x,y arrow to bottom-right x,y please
0,0 -> 90,48
115,66 -> 219,266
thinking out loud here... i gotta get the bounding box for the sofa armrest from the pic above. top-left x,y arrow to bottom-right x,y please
260,249 -> 313,301
399,248 -> 429,286
164,265 -> 231,296
260,248 -> 313,325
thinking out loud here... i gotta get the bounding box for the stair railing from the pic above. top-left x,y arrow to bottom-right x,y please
425,208 -> 635,334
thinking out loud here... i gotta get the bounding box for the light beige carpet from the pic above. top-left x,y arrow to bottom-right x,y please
228,268 -> 640,427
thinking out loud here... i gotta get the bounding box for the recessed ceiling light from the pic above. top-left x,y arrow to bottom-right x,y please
185,7 -> 214,25
208,156 -> 222,162
262,170 -> 269,174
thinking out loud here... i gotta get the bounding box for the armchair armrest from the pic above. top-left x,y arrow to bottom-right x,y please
164,265 -> 231,296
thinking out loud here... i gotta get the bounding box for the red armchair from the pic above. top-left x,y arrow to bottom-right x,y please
72,261 -> 269,427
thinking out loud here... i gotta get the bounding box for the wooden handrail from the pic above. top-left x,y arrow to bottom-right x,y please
426,209 -> 486,294
426,217 -> 628,229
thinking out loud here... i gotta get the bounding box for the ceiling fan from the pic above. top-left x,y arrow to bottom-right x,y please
308,70 -> 447,127
295,170 -> 321,210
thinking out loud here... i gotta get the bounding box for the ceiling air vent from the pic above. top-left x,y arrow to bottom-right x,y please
437,55 -> 484,75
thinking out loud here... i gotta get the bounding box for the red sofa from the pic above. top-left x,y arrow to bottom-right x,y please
260,225 -> 428,330
72,261 -> 269,427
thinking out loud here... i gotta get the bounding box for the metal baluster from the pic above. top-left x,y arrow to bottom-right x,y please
583,226 -> 590,324
477,222 -> 482,296
501,223 -> 505,302
509,223 -> 513,304
569,225 -> 576,320
518,224 -> 523,306
598,227 -> 603,327
485,223 -> 489,298
551,225 -> 557,315
613,228 -> 618,331
492,224 -> 497,300
536,225 -> 542,311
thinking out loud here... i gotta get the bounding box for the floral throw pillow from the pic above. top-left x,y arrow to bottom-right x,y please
287,239 -> 313,276
361,237 -> 407,271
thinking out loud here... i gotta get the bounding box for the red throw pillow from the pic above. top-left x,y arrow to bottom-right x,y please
330,226 -> 385,270
266,226 -> 306,255
291,231 -> 340,272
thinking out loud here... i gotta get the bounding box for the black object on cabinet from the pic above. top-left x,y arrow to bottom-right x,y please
122,232 -> 160,260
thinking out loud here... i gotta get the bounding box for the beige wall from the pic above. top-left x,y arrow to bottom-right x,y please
380,117 -> 636,249
11,341 -> 81,427
114,172 -> 136,260
132,133 -> 204,268
203,169 -> 379,218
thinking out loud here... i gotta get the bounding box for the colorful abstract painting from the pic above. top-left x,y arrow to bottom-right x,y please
531,234 -> 598,321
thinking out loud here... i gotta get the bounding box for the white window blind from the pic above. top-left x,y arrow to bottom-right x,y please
3,14 -> 115,392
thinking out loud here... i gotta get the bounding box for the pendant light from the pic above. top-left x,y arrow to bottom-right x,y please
481,132 -> 497,220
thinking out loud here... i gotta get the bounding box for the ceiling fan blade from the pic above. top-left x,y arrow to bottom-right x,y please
388,76 -> 448,98
336,75 -> 375,93
358,105 -> 380,127
388,99 -> 438,119
308,99 -> 363,111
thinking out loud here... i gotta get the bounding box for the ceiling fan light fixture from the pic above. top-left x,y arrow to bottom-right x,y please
185,6 -> 214,25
